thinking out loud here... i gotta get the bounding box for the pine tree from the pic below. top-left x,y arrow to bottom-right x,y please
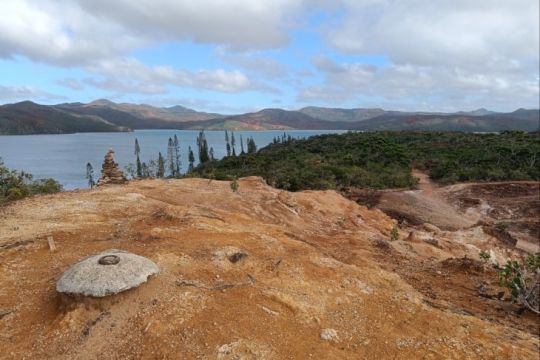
141,162 -> 149,178
86,162 -> 95,188
209,147 -> 215,161
196,130 -> 210,163
173,134 -> 181,175
136,156 -> 142,178
157,152 -> 165,178
147,159 -> 158,177
188,146 -> 195,172
240,135 -> 245,154
134,138 -> 142,178
231,132 -> 236,156
247,137 -> 257,154
167,137 -> 175,177
225,130 -> 231,157
134,138 -> 140,156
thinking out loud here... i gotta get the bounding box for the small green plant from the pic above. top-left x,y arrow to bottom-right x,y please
230,177 -> 239,192
495,222 -> 510,231
498,253 -> 540,314
479,250 -> 491,263
1,158 -> 62,204
390,224 -> 399,241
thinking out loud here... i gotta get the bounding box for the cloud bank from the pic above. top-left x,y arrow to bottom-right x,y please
0,0 -> 538,111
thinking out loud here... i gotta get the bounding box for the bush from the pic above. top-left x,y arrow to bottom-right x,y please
390,225 -> 399,241
230,177 -> 239,192
498,253 -> 540,314
0,158 -> 62,204
479,250 -> 491,263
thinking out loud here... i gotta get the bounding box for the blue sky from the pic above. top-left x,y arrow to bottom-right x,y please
0,0 -> 538,113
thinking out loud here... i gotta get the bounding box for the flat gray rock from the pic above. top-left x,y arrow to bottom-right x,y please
57,249 -> 159,297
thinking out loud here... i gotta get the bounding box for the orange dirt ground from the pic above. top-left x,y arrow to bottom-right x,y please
0,177 -> 538,359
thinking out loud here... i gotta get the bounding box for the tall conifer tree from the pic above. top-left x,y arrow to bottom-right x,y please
173,134 -> 181,175
188,146 -> 195,172
167,137 -> 175,176
134,138 -> 142,178
196,130 -> 210,163
86,162 -> 95,187
231,132 -> 236,156
225,130 -> 231,157
157,152 -> 165,178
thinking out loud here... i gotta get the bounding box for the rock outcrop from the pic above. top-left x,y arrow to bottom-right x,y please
97,149 -> 127,185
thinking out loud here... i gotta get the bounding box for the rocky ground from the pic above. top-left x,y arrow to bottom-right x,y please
0,177 -> 538,359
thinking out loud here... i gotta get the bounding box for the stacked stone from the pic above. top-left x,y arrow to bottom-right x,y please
97,149 -> 127,186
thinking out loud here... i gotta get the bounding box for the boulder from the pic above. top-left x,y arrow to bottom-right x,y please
405,231 -> 421,243
320,328 -> 339,342
422,223 -> 441,234
56,249 -> 159,297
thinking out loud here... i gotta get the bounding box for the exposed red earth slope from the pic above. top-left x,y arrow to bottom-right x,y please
0,177 -> 538,359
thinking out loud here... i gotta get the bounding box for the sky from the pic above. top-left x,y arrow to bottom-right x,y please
0,0 -> 538,114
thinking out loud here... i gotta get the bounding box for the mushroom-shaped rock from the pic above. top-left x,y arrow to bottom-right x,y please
56,249 -> 159,297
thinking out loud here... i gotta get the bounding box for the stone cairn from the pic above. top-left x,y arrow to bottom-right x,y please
97,149 -> 127,186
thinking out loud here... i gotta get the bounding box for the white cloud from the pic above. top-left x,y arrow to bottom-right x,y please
0,0 -> 142,66
84,78 -> 166,95
299,56 -> 539,111
0,0 -> 537,109
299,0 -> 539,111
0,0 -> 291,95
85,57 -> 278,94
77,0 -> 304,50
215,47 -> 287,78
0,85 -> 65,103
328,0 -> 539,68
0,0 -> 304,66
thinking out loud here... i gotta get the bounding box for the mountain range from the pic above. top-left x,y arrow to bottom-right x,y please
0,99 -> 538,135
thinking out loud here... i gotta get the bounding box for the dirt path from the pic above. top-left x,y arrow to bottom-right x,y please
412,169 -> 438,193
375,170 -> 476,230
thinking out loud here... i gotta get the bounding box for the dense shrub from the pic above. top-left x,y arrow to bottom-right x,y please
192,131 -> 539,191
0,158 -> 62,204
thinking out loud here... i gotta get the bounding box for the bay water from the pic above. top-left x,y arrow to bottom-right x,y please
0,130 -> 345,189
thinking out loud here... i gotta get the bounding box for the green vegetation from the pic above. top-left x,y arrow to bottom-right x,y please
390,225 -> 399,241
86,162 -> 96,188
230,177 -> 239,192
0,158 -> 62,204
394,131 -> 539,183
191,131 -> 539,191
498,253 -> 540,314
479,250 -> 491,263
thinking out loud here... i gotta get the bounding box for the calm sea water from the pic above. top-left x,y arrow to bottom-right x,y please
0,130 -> 345,189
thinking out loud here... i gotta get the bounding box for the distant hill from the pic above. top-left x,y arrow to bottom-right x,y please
188,108 -> 352,130
456,108 -> 497,116
299,106 -> 385,122
55,100 -> 224,130
193,108 -> 539,132
0,101 -> 127,135
0,99 -> 538,134
84,99 -> 223,122
350,112 -> 540,132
